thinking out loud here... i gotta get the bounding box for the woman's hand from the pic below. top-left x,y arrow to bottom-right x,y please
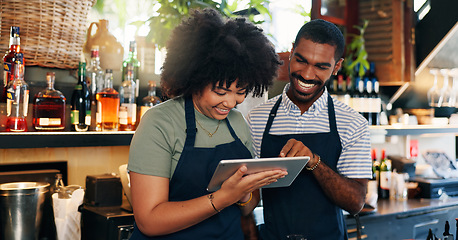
217,165 -> 287,205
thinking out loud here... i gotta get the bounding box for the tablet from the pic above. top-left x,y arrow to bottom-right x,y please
206,156 -> 310,192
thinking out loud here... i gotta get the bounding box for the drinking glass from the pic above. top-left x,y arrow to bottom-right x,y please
427,68 -> 441,107
438,69 -> 454,107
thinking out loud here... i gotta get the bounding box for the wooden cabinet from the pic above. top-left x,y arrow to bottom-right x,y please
359,0 -> 416,86
312,0 -> 416,86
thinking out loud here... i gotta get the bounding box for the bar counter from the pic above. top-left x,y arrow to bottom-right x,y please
345,197 -> 458,239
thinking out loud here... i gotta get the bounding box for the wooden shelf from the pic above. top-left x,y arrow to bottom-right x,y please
0,131 -> 134,149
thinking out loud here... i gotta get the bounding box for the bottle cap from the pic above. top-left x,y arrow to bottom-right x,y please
106,69 -> 113,73
10,26 -> 20,37
129,41 -> 136,51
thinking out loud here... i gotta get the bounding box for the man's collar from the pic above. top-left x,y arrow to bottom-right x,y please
280,83 -> 328,116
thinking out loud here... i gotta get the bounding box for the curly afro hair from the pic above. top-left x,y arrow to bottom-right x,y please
160,8 -> 281,98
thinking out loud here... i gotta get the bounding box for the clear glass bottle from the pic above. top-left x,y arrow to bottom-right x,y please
96,69 -> 120,131
122,41 -> 140,82
140,81 -> 161,119
5,53 -> 28,132
86,45 -> 104,96
33,72 -> 66,130
119,65 -> 137,131
87,46 -> 104,131
71,61 -> 91,132
2,26 -> 21,103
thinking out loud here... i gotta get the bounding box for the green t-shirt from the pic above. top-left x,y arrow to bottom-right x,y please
128,97 -> 253,178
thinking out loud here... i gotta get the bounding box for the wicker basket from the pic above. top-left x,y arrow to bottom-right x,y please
0,0 -> 96,69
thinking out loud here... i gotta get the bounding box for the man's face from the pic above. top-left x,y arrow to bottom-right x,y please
287,39 -> 343,112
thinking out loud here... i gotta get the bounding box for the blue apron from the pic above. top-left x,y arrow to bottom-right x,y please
259,95 -> 347,240
130,97 -> 251,240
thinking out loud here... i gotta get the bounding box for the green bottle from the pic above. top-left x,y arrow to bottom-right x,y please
378,149 -> 391,199
121,41 -> 140,82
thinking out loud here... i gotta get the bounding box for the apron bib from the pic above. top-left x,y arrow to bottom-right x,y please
259,95 -> 347,240
130,97 -> 252,240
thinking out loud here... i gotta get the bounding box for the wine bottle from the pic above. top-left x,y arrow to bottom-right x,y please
71,61 -> 91,132
378,149 -> 391,199
33,72 -> 66,130
364,78 -> 373,125
5,53 -> 28,132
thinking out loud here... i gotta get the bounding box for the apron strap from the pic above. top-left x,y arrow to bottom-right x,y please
262,96 -> 282,139
327,94 -> 342,148
184,97 -> 197,148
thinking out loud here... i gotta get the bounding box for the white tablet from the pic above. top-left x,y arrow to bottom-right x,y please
206,156 -> 310,192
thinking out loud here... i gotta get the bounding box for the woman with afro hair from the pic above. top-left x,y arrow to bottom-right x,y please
128,8 -> 284,239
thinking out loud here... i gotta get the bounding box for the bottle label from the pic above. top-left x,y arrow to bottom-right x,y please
121,103 -> 136,123
3,62 -> 11,86
119,107 -> 128,125
71,110 -> 79,124
3,62 -> 11,73
380,171 -> 391,190
23,90 -> 29,117
85,110 -> 91,125
96,101 -> 102,124
38,118 -> 62,126
74,85 -> 82,90
140,106 -> 151,119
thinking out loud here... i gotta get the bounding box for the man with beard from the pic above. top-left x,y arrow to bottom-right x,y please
247,19 -> 372,240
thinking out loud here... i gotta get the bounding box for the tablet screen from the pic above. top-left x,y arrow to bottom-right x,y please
207,156 -> 310,192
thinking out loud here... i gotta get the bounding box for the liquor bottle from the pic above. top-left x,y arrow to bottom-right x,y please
2,26 -> 21,103
378,149 -> 391,199
86,46 -> 104,131
122,41 -> 140,82
32,72 -> 66,130
86,46 -> 105,96
96,69 -> 120,131
119,65 -> 137,131
71,61 -> 91,132
5,53 -> 28,132
140,81 -> 161,119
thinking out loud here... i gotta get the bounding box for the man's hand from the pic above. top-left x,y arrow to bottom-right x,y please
279,139 -> 320,168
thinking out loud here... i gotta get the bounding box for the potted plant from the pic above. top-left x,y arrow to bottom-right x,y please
343,20 -> 370,78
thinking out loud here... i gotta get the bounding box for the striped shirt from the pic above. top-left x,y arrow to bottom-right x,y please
247,83 -> 372,179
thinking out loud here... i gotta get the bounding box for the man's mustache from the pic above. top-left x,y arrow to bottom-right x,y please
291,73 -> 321,85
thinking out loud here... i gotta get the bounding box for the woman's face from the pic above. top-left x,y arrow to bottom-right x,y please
193,80 -> 247,120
